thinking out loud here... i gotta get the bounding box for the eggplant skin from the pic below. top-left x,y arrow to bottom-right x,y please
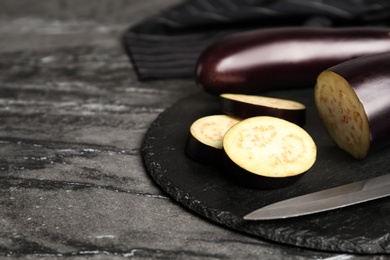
317,52 -> 390,157
196,27 -> 390,95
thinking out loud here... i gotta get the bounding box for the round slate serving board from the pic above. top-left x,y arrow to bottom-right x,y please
141,88 -> 390,254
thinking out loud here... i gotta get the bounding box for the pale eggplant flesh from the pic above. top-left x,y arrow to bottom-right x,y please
196,27 -> 390,95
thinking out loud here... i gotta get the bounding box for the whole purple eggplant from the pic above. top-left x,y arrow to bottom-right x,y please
196,27 -> 390,95
315,52 -> 390,159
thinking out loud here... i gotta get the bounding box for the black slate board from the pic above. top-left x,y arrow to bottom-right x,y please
141,88 -> 390,254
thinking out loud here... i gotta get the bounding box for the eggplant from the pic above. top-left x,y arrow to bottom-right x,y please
315,52 -> 390,159
220,93 -> 306,126
185,114 -> 241,167
196,27 -> 390,95
223,116 -> 317,189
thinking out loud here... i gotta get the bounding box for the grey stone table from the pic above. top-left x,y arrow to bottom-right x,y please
0,1 -> 387,259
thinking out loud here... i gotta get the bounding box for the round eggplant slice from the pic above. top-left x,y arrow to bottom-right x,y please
315,52 -> 390,159
196,27 -> 390,95
220,93 -> 306,126
223,116 -> 317,189
185,114 -> 241,167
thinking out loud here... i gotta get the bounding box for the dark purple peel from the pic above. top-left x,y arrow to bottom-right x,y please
220,93 -> 306,126
315,52 -> 390,159
196,27 -> 390,95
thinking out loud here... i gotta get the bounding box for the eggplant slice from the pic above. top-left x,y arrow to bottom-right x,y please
220,93 -> 306,126
185,114 -> 241,167
223,116 -> 317,189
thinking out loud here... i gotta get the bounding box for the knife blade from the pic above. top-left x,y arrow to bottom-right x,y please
244,174 -> 390,220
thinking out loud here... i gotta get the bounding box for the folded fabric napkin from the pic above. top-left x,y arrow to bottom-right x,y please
123,0 -> 390,80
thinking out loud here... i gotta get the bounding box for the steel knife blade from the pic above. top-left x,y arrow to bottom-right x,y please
244,174 -> 390,220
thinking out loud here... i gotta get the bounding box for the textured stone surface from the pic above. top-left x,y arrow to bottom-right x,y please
0,1 -> 386,259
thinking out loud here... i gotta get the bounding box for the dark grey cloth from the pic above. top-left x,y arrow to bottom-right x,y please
123,0 -> 390,80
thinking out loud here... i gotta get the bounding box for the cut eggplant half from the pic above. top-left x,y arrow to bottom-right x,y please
185,114 -> 241,167
223,116 -> 317,189
196,27 -> 390,95
220,93 -> 306,126
315,52 -> 390,159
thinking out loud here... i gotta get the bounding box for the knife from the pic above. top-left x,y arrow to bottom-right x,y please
244,174 -> 390,220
